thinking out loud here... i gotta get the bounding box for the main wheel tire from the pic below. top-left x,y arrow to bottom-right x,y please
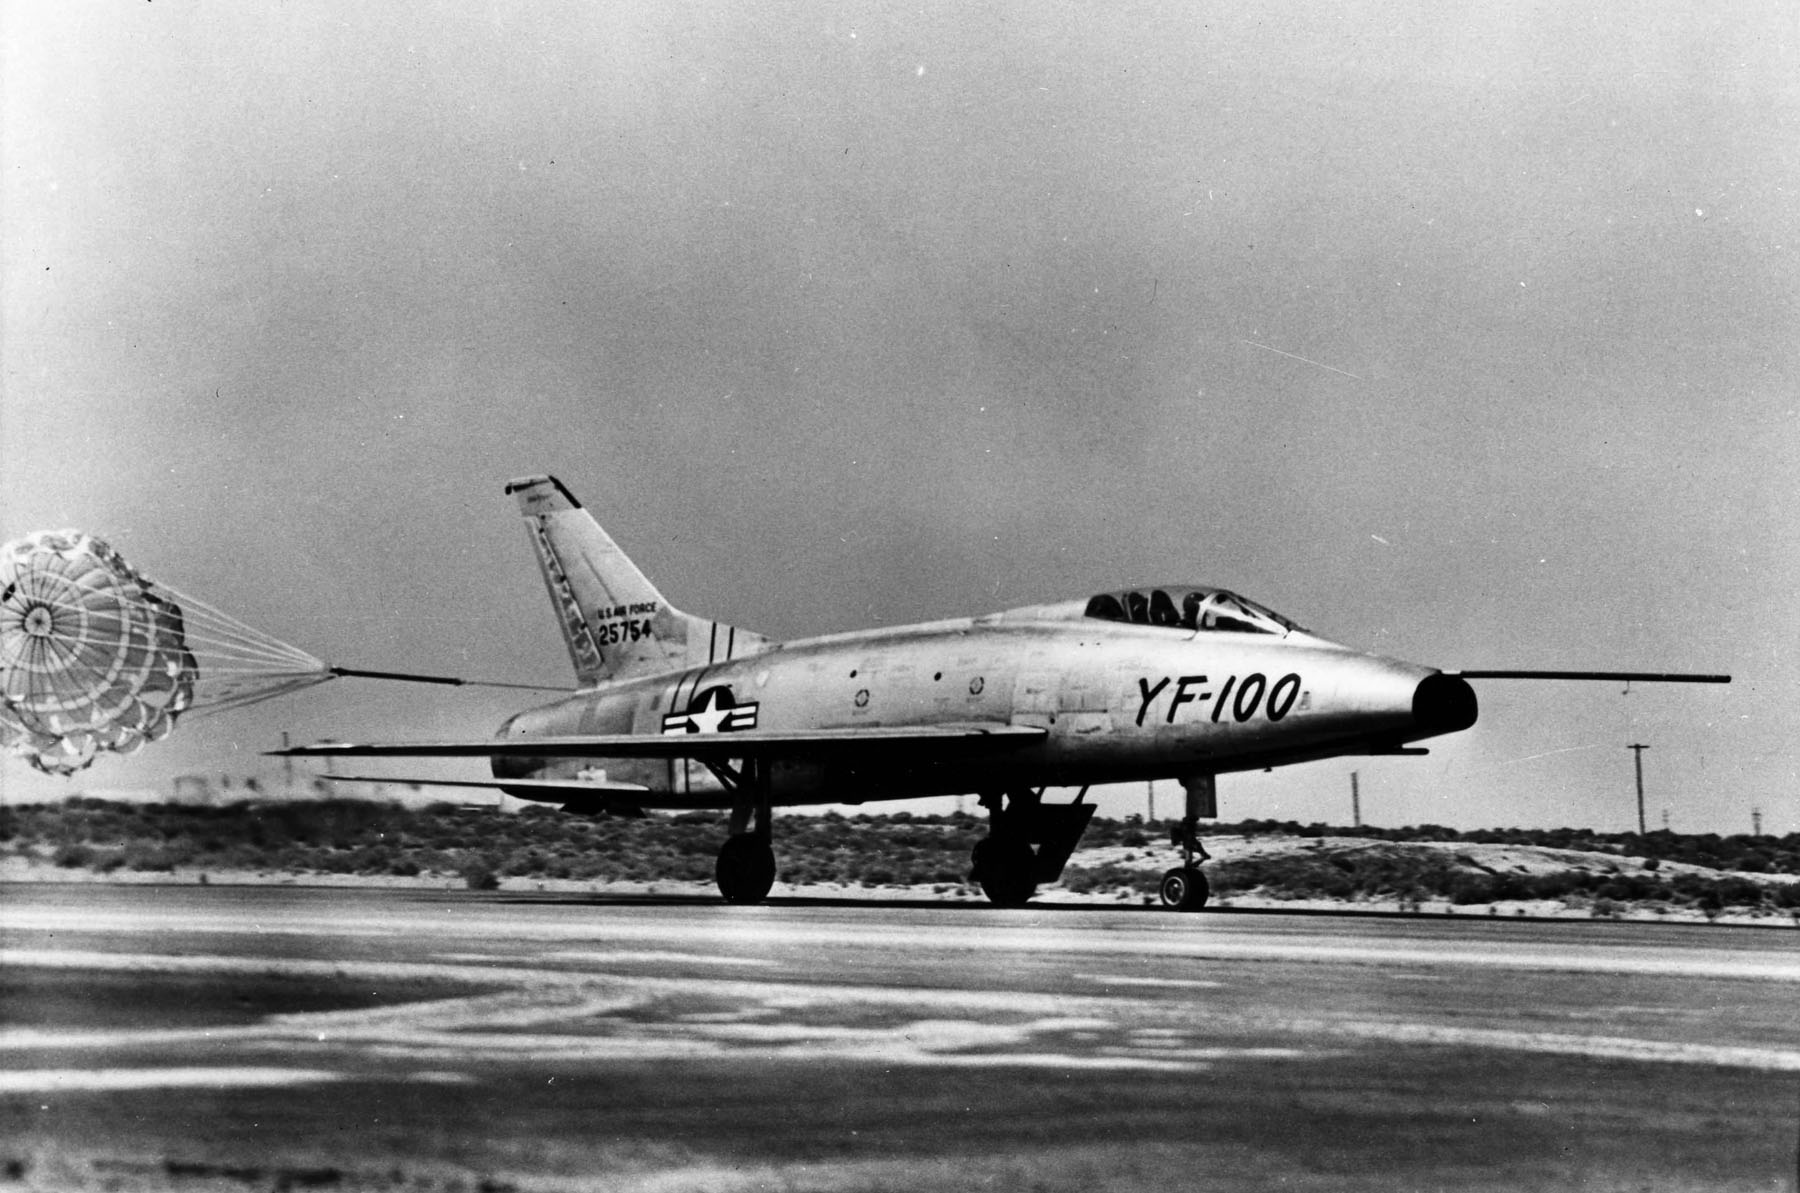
715,835 -> 776,904
1159,866 -> 1210,911
974,834 -> 1038,907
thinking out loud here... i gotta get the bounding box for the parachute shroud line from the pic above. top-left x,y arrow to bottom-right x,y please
2,529 -> 573,776
1,530 -> 330,775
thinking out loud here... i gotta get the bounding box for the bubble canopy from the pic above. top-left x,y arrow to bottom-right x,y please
1082,586 -> 1308,636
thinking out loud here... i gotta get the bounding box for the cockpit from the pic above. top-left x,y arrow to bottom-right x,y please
1082,586 -> 1307,636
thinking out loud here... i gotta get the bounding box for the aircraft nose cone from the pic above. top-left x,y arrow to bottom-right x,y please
1413,673 -> 1478,736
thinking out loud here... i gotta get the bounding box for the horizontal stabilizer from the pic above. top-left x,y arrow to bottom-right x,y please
321,774 -> 650,796
272,723 -> 1047,762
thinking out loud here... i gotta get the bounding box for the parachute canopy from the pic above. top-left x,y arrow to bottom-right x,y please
1,530 -> 331,776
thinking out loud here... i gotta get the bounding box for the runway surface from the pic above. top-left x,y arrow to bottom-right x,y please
3,885 -> 1798,1192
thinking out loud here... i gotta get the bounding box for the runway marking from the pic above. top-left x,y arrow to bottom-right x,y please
1030,1017 -> 1117,1032
1307,1020 -> 1800,1073
407,1070 -> 477,1084
0,948 -> 1208,1073
0,948 -> 601,989
7,945 -> 1800,1076
0,1068 -> 343,1093
546,949 -> 776,967
1103,1046 -> 1321,1061
12,906 -> 1793,983
691,1019 -> 1029,1047
1077,974 -> 1225,989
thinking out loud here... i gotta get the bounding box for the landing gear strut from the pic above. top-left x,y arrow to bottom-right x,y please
708,756 -> 776,904
1160,774 -> 1215,911
970,787 -> 1096,908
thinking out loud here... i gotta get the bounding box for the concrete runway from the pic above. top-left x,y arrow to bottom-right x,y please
3,885 -> 1798,1192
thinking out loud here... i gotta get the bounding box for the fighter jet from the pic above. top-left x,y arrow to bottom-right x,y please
278,475 -> 1728,910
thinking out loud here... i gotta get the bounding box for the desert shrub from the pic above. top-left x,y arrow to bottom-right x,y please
459,856 -> 501,890
1712,876 -> 1767,907
1525,872 -> 1578,900
14,801 -> 1798,903
501,849 -> 547,877
1210,855 -> 1360,899
123,843 -> 183,872
52,843 -> 94,868
1448,873 -> 1497,904
1062,863 -> 1160,895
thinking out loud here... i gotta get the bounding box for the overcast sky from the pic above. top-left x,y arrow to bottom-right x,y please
4,2 -> 1795,832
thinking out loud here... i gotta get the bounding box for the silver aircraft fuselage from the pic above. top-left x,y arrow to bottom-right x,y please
490,600 -> 1476,808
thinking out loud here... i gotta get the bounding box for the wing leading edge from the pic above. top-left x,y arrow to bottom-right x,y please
269,722 -> 1048,762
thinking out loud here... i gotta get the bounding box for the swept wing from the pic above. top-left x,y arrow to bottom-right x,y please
273,722 -> 1047,762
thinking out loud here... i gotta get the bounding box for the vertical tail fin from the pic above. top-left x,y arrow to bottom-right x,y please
506,476 -> 772,686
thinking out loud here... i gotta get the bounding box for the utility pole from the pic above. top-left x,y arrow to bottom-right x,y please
1752,807 -> 1763,837
1627,743 -> 1650,835
1147,781 -> 1155,823
1350,771 -> 1362,829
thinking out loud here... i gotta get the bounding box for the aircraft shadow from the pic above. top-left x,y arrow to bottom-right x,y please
474,890 -> 1579,923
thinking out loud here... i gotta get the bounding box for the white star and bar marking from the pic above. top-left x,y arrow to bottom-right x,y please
661,687 -> 758,735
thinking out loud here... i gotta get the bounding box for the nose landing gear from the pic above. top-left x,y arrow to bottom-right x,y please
1159,774 -> 1215,912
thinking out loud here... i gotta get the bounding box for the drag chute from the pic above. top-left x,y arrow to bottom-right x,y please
1,530 -> 331,775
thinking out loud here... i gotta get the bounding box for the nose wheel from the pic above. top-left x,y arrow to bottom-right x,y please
1159,865 -> 1210,911
1161,774 -> 1216,912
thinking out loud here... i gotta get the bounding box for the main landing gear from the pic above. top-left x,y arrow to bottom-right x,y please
969,788 -> 1097,907
1159,774 -> 1216,912
708,756 -> 776,904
